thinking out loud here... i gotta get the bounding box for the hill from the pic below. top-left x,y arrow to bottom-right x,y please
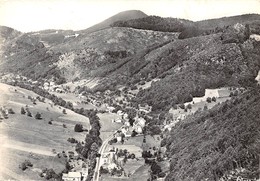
111,14 -> 260,39
0,26 -> 21,41
1,11 -> 260,181
164,87 -> 260,181
79,10 -> 147,34
0,83 -> 90,180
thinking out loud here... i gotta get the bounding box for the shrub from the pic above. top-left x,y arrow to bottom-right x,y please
62,109 -> 67,114
19,160 -> 33,171
158,172 -> 166,178
21,107 -> 26,114
131,130 -> 138,137
206,97 -> 212,103
212,97 -> 216,102
27,111 -> 32,117
203,105 -> 208,110
151,162 -> 162,175
8,108 -> 15,114
35,112 -> 42,119
67,138 -> 78,144
179,104 -> 185,109
19,162 -> 27,171
74,124 -> 83,132
187,104 -> 192,109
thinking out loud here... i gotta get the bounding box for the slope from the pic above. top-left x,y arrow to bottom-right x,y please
94,21 -> 260,111
165,87 -> 260,181
79,10 -> 147,34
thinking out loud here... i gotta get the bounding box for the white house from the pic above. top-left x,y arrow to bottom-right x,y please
133,117 -> 146,128
107,106 -> 115,113
117,110 -> 124,116
62,172 -> 81,181
123,113 -> 128,120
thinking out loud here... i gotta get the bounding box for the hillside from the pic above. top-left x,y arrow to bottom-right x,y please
0,25 -> 179,82
111,14 -> 260,39
94,22 -> 260,111
164,87 -> 260,181
79,10 -> 147,34
1,11 -> 260,181
0,83 -> 90,180
1,13 -> 260,110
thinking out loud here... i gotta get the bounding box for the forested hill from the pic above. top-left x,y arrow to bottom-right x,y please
164,87 -> 260,181
111,14 -> 260,39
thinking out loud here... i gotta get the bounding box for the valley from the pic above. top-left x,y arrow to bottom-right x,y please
0,9 -> 260,181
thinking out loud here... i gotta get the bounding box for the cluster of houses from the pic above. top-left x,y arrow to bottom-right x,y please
111,109 -> 147,141
62,167 -> 88,181
43,81 -> 67,93
62,152 -> 89,181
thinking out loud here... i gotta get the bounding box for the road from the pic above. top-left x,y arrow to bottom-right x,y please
93,132 -> 114,181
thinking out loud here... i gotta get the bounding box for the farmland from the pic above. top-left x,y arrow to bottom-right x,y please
0,83 -> 89,180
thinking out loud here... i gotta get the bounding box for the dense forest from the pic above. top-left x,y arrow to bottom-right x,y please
164,87 -> 260,181
111,16 -> 193,33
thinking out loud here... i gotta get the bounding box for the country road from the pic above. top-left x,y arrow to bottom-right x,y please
93,132 -> 114,181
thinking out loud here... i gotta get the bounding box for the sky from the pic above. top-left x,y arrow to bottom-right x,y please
0,0 -> 260,32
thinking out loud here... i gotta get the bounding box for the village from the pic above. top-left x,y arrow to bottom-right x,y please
0,73 -> 245,181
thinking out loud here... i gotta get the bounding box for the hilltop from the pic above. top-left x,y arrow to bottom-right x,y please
79,10 -> 148,34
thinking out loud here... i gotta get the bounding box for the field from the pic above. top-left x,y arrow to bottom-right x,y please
98,112 -> 123,140
0,83 -> 90,180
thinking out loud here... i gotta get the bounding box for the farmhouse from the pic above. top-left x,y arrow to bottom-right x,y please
62,172 -> 81,181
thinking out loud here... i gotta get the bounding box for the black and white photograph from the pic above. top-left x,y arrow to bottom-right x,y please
0,0 -> 260,180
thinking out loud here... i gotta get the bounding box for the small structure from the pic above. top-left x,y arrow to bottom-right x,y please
62,172 -> 81,181
117,110 -> 124,116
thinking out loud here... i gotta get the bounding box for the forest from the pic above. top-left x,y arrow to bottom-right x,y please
164,87 -> 260,181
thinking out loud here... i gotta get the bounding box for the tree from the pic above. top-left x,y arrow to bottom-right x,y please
149,125 -> 162,136
187,104 -> 192,109
21,107 -> 26,115
151,162 -> 162,175
212,97 -> 216,102
8,108 -> 15,114
206,97 -> 212,103
179,104 -> 185,109
27,111 -> 32,117
74,124 -> 83,132
131,130 -> 138,137
35,112 -> 42,119
203,105 -> 208,111
62,109 -> 67,114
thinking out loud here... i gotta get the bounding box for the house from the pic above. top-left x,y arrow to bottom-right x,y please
133,117 -> 146,134
123,113 -> 128,120
134,125 -> 143,134
133,117 -> 146,128
107,106 -> 115,113
124,121 -> 130,127
115,118 -> 122,123
125,129 -> 132,137
105,90 -> 111,95
56,88 -> 64,93
81,167 -> 88,181
62,172 -> 81,181
117,110 -> 124,116
139,103 -> 151,113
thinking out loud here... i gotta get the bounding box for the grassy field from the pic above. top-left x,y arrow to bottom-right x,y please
122,135 -> 161,149
0,83 -> 89,180
98,112 -> 123,140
